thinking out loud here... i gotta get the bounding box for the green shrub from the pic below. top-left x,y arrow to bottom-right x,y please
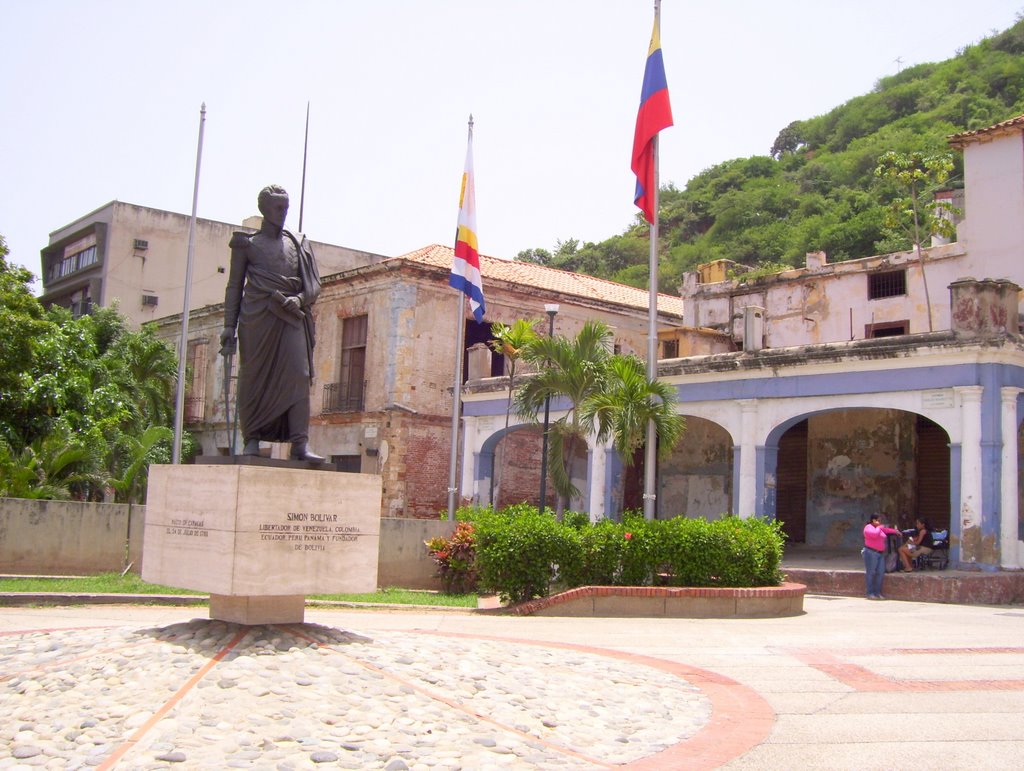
473,507 -> 577,604
431,505 -> 786,603
561,510 -> 591,530
660,515 -> 784,587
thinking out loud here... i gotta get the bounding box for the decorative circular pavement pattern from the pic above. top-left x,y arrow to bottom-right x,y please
0,619 -> 723,770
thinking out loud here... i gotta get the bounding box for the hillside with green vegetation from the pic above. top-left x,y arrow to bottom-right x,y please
518,17 -> 1024,290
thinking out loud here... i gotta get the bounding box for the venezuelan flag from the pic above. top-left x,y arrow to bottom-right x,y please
631,7 -> 673,224
450,124 -> 486,323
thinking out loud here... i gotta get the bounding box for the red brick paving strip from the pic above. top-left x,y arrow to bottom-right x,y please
788,646 -> 1024,692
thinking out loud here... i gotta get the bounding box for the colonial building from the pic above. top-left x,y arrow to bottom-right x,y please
460,115 -> 1024,572
155,245 -> 701,519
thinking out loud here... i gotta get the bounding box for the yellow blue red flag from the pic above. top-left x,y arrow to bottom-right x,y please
450,123 -> 485,322
631,7 -> 673,224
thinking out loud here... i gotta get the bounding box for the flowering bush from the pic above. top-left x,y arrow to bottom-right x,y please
424,521 -> 478,594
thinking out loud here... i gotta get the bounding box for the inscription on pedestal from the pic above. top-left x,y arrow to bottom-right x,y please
143,464 -> 381,597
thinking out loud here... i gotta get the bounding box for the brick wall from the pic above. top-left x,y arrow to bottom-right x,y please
493,427 -> 547,508
381,413 -> 454,519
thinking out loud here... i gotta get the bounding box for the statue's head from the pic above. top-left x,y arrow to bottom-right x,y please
257,185 -> 289,227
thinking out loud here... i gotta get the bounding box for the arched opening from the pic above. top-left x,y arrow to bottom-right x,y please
654,416 -> 733,520
916,415 -> 951,532
776,419 -> 808,543
489,424 -> 587,512
771,408 -> 951,549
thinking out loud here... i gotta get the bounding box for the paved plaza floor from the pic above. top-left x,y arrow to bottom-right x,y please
1,595 -> 1023,770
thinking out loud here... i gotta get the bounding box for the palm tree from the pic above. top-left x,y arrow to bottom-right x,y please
488,318 -> 539,506
515,320 -> 614,511
106,425 -> 174,503
0,430 -> 99,500
581,354 -> 685,471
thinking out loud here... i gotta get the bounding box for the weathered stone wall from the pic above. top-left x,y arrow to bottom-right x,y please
659,416 -> 733,519
0,499 -> 136,575
378,518 -> 455,590
806,409 -> 916,548
390,413 -> 455,519
0,499 -> 448,590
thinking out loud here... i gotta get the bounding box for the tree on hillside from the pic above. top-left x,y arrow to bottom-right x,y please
874,151 -> 958,332
516,248 -> 552,266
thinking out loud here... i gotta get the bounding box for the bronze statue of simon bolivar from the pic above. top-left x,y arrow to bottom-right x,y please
219,185 -> 323,462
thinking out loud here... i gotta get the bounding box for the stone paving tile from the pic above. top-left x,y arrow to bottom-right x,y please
0,620 -> 711,770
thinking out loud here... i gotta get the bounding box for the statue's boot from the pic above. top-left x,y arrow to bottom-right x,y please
290,442 -> 325,463
242,439 -> 261,456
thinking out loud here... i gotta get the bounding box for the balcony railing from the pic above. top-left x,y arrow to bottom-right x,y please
322,381 -> 365,414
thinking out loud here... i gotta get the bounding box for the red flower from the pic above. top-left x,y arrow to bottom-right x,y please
624,532 -> 633,540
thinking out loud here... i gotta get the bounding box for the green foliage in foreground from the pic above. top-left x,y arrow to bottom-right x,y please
0,574 -> 477,608
460,505 -> 785,604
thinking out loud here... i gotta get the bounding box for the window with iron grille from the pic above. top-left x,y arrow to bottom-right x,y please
324,315 -> 367,413
662,339 -> 679,359
868,270 -> 906,300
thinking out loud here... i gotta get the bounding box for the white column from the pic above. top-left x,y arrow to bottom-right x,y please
738,399 -> 758,518
956,386 -> 984,564
1000,387 -> 1022,569
587,437 -> 611,523
460,416 -> 480,505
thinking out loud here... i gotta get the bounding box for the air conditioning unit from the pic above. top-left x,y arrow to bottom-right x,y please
142,294 -> 159,307
133,239 -> 149,250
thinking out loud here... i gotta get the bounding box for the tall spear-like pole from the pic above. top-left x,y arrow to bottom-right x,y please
172,103 -> 206,464
447,115 -> 474,521
298,101 -> 310,233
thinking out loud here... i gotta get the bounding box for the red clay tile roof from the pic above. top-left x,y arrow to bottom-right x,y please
394,244 -> 684,318
949,114 -> 1024,148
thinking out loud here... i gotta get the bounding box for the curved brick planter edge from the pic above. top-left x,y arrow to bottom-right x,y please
507,581 -> 806,618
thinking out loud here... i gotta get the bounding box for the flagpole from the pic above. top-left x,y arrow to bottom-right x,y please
172,102 -> 206,464
447,294 -> 467,521
642,0 -> 664,520
298,101 -> 310,232
447,115 -> 475,521
643,132 -> 659,520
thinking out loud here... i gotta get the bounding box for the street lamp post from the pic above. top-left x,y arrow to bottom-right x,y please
538,303 -> 559,514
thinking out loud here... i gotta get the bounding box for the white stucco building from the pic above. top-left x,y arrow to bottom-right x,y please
460,115 -> 1024,573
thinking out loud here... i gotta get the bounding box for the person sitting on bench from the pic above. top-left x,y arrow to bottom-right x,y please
898,517 -> 933,572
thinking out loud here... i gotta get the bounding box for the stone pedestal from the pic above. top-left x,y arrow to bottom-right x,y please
142,464 -> 382,624
208,594 -> 306,625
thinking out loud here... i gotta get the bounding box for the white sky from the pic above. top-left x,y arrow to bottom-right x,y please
1,0 -> 1020,283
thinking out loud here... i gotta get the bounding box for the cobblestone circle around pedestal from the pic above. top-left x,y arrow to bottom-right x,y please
0,619 -> 711,769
